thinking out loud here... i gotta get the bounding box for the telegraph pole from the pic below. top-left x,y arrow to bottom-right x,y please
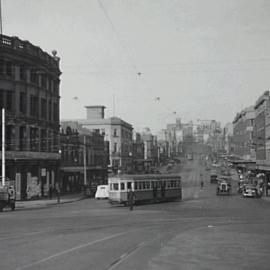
2,108 -> 5,186
0,0 -> 3,35
83,135 -> 87,186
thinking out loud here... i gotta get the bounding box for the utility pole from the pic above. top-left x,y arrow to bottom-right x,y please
83,135 -> 87,187
2,108 -> 5,186
0,0 -> 3,35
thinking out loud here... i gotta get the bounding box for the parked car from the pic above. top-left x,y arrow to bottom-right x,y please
242,184 -> 259,198
95,185 -> 109,199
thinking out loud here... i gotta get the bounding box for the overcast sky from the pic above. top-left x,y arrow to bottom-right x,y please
2,0 -> 270,132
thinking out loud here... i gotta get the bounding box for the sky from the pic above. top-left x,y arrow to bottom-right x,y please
2,0 -> 270,133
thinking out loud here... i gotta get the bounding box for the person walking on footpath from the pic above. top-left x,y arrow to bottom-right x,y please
127,188 -> 136,211
55,183 -> 61,203
49,183 -> 53,199
200,173 -> 204,189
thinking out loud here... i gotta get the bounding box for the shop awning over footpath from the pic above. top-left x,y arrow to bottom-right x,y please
230,159 -> 256,171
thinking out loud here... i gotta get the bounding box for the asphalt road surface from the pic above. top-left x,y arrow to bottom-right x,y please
1,159 -> 270,270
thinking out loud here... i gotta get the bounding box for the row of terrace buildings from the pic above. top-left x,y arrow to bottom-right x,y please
229,91 -> 270,183
0,34 -> 163,200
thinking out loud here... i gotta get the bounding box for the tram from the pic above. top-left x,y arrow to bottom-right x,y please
108,174 -> 182,205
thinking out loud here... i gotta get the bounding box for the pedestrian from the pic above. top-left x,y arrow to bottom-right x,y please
127,189 -> 136,211
49,183 -> 53,200
55,183 -> 61,203
200,173 -> 204,189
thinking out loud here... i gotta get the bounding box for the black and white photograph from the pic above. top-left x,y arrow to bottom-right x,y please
0,0 -> 270,269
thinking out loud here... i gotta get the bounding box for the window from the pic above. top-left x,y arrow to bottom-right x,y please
142,182 -> 146,189
113,129 -> 117,137
0,92 -> 4,109
30,127 -> 39,151
53,80 -> 59,94
30,95 -> 38,116
6,62 -> 12,77
0,60 -> 4,75
19,126 -> 26,151
6,125 -> 14,151
41,129 -> 47,151
53,102 -> 59,121
41,98 -> 47,119
6,92 -> 13,112
20,65 -> 27,81
113,183 -> 119,191
41,74 -> 47,88
113,143 -> 117,153
121,183 -> 125,190
127,182 -> 132,189
19,92 -> 26,114
30,69 -> 38,84
48,101 -> 52,121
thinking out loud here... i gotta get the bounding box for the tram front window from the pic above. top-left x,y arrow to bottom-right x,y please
113,183 -> 119,190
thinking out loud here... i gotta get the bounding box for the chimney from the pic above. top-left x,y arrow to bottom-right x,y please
85,106 -> 106,120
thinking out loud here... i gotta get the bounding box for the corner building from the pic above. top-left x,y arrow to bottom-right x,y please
0,35 -> 61,200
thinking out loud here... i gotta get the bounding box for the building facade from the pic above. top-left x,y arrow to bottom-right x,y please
141,128 -> 159,171
78,106 -> 133,173
60,122 -> 108,195
132,132 -> 145,173
0,35 -> 61,200
254,91 -> 270,168
232,106 -> 255,160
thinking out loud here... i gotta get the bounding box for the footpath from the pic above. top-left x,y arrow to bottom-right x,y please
15,193 -> 85,210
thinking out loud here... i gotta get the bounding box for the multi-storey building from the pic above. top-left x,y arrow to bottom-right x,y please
141,128 -> 159,171
59,121 -> 108,194
0,35 -> 61,200
232,106 -> 255,160
223,123 -> 234,154
132,132 -> 145,173
78,106 -> 133,173
254,91 -> 270,169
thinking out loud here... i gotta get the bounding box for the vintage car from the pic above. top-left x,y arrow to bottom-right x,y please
216,177 -> 232,195
242,184 -> 260,198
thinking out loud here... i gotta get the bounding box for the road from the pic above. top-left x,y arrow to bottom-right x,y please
1,159 -> 270,270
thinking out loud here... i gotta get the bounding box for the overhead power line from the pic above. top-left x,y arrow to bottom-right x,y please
97,0 -> 139,74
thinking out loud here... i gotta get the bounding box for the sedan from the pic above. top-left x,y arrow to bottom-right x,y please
242,184 -> 257,198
